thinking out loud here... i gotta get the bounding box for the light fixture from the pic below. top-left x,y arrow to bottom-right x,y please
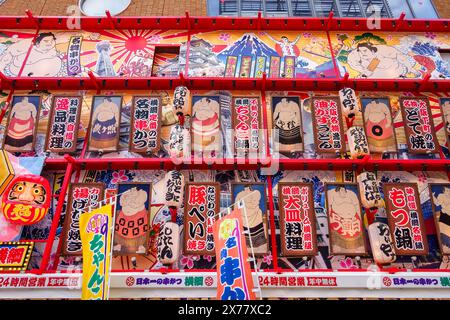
78,0 -> 131,16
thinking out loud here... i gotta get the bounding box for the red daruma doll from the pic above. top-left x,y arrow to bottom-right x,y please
1,175 -> 51,225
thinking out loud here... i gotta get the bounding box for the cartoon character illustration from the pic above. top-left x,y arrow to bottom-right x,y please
431,186 -> 450,254
190,96 -> 221,156
1,174 -> 51,225
113,186 -> 151,255
327,185 -> 365,254
89,96 -> 121,151
272,97 -> 303,153
265,34 -> 301,57
0,32 -> 67,77
362,98 -> 397,153
234,185 -> 268,254
4,96 -> 39,152
347,43 -> 420,78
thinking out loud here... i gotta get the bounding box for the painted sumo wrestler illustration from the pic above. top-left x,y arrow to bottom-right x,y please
233,184 -> 268,255
0,32 -> 65,77
4,96 -> 40,152
361,98 -> 397,153
88,96 -> 121,151
113,185 -> 151,255
190,96 -> 221,156
326,184 -> 365,255
347,43 -> 419,78
272,97 -> 303,153
431,185 -> 450,254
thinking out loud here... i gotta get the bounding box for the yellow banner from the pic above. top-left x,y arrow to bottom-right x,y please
80,204 -> 113,300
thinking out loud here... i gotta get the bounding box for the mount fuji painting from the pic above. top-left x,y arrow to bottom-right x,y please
217,33 -> 279,63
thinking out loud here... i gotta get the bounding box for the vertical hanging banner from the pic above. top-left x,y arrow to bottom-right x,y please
80,204 -> 113,300
213,209 -> 256,300
400,97 -> 439,154
325,183 -> 367,256
184,182 -> 220,255
129,96 -> 162,154
61,183 -> 104,256
45,95 -> 82,153
231,96 -> 262,157
277,182 -> 317,257
283,56 -> 295,78
383,183 -> 429,256
239,56 -> 252,78
268,56 -> 280,78
310,96 -> 345,154
254,56 -> 266,78
224,56 -> 238,77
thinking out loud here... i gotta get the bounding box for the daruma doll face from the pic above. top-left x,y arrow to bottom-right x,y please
1,175 -> 51,225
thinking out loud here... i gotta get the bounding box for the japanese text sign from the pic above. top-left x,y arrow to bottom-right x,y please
0,242 -> 33,271
129,96 -> 162,154
383,183 -> 429,256
213,209 -> 255,300
232,97 -> 262,157
278,183 -> 317,256
311,97 -> 345,154
80,204 -> 113,300
184,182 -> 220,255
45,95 -> 82,153
62,183 -> 104,256
400,97 -> 439,154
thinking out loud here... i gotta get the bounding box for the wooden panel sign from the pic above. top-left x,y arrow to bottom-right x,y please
278,182 -> 317,256
184,182 -> 220,255
3,95 -> 41,153
311,96 -> 345,154
429,183 -> 450,255
45,95 -> 82,153
129,96 -> 162,154
87,95 -> 122,152
383,183 -> 429,256
400,96 -> 439,154
272,96 -> 303,153
325,183 -> 367,256
113,183 -> 152,256
231,96 -> 262,157
61,183 -> 104,256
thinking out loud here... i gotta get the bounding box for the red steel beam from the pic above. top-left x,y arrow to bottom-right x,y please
0,15 -> 448,32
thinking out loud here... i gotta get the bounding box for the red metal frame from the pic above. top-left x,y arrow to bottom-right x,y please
0,12 -> 449,275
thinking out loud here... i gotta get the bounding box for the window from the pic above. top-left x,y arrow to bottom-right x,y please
213,0 -> 439,18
